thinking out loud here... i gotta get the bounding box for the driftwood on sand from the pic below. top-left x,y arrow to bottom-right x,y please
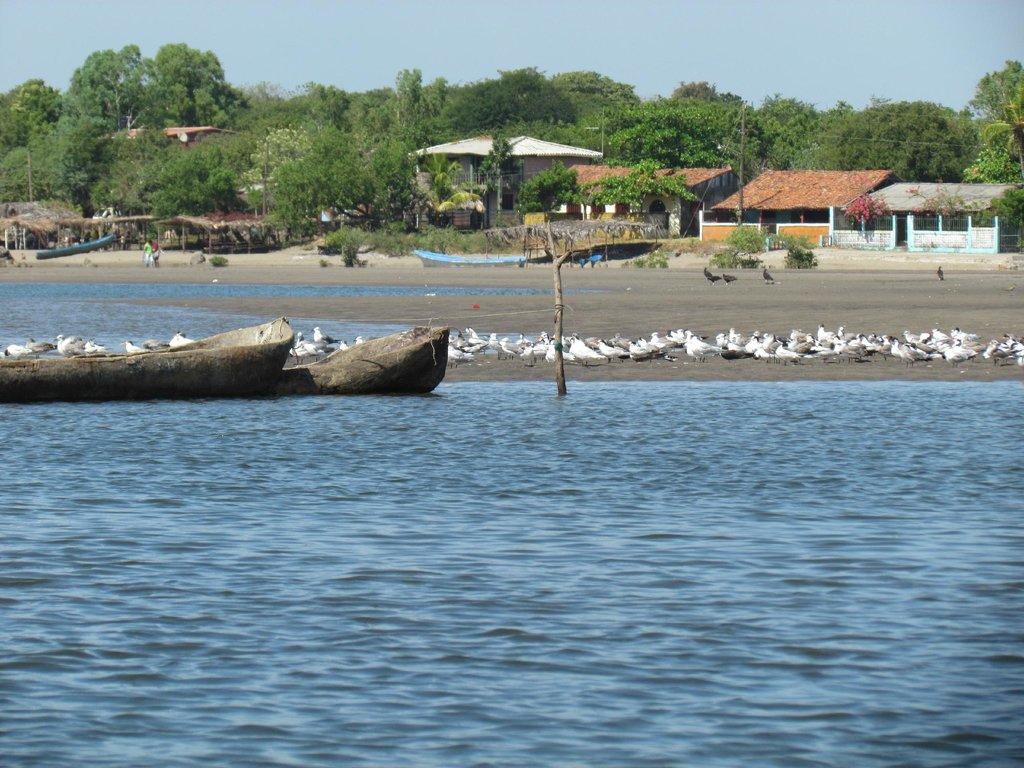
0,318 -> 294,403
275,326 -> 449,396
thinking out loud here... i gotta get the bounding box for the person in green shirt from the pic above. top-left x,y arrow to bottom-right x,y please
143,241 -> 153,267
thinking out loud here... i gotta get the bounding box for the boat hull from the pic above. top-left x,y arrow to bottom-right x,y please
36,233 -> 117,260
415,249 -> 525,267
0,318 -> 294,402
275,326 -> 449,396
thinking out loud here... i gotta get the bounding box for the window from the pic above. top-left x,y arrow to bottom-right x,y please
648,199 -> 667,213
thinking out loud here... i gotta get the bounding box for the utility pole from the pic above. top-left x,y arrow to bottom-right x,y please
261,138 -> 270,217
27,150 -> 34,202
737,104 -> 746,224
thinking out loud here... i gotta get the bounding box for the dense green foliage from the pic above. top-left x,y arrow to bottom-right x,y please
0,48 -> 1018,227
517,162 -> 580,213
993,188 -> 1024,227
814,100 -> 978,181
588,161 -> 695,206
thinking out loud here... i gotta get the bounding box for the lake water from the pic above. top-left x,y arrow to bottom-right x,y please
2,375 -> 1022,767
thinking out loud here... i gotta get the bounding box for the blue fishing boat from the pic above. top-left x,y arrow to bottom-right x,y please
36,233 -> 117,260
414,248 -> 525,267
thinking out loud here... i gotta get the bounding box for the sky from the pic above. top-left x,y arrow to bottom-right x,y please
0,0 -> 1021,109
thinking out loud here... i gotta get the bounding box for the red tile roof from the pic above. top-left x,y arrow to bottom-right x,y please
713,169 -> 894,211
575,165 -> 733,189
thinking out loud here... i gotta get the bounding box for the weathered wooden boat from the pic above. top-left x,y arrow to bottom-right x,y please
415,248 -> 525,267
0,318 -> 294,402
36,233 -> 117,260
275,326 -> 449,396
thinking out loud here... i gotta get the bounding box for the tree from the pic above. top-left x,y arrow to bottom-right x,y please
272,128 -> 371,231
587,161 -> 695,207
605,102 -> 732,168
981,82 -> 1024,180
479,135 -> 513,194
241,127 -> 313,213
48,116 -> 112,213
150,142 -> 240,217
992,188 -> 1024,228
444,68 -> 577,134
970,60 -> 1024,120
815,101 -> 977,181
670,81 -> 742,104
91,130 -> 167,214
147,44 -> 240,127
517,162 -> 580,213
0,80 -> 62,153
65,45 -> 148,129
550,71 -> 638,116
366,138 -> 418,225
962,145 -> 1020,183
756,96 -> 821,170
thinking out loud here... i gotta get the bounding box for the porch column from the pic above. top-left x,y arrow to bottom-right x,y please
890,214 -> 897,250
828,206 -> 835,240
907,214 -> 916,251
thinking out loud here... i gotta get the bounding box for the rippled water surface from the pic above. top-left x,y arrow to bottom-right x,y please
2,381 -> 1023,767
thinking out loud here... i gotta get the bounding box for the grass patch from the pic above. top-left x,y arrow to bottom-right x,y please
208,255 -> 229,267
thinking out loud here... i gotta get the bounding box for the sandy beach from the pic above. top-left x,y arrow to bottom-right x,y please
2,248 -> 1020,382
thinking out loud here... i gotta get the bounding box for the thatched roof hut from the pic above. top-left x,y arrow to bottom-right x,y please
159,213 -> 280,253
487,218 -> 665,257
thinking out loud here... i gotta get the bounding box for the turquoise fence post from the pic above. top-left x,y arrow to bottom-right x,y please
938,214 -> 943,233
993,216 -> 1000,254
967,215 -> 973,251
890,214 -> 896,250
908,214 -> 915,251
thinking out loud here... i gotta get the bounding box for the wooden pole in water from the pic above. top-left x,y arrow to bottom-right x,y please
546,221 -> 568,396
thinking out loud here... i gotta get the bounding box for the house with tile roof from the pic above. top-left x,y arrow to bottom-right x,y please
704,169 -> 895,243
417,136 -> 602,225
566,165 -> 737,237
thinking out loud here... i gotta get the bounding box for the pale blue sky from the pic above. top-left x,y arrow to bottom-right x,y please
0,0 -> 1021,108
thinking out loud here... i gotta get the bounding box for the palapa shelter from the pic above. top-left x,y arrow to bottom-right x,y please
488,218 -> 667,263
1,203 -> 154,251
159,213 -> 281,253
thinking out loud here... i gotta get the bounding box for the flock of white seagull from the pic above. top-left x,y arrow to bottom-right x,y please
3,332 -> 198,358
446,325 -> 1024,368
5,324 -> 1022,370
1,326 -> 363,362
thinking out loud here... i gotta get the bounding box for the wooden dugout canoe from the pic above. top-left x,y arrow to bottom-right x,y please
36,233 -> 117,260
275,326 -> 449,396
0,318 -> 294,402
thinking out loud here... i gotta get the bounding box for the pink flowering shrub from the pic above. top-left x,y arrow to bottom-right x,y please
845,195 -> 890,225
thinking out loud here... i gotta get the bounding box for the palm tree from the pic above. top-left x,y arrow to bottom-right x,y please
421,154 -> 480,212
983,82 -> 1024,180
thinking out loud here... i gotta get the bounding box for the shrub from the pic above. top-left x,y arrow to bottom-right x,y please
712,225 -> 765,268
775,233 -> 818,269
710,251 -> 762,269
724,225 -> 766,254
319,258 -> 330,268
209,255 -> 229,267
623,250 -> 669,268
324,227 -> 365,267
